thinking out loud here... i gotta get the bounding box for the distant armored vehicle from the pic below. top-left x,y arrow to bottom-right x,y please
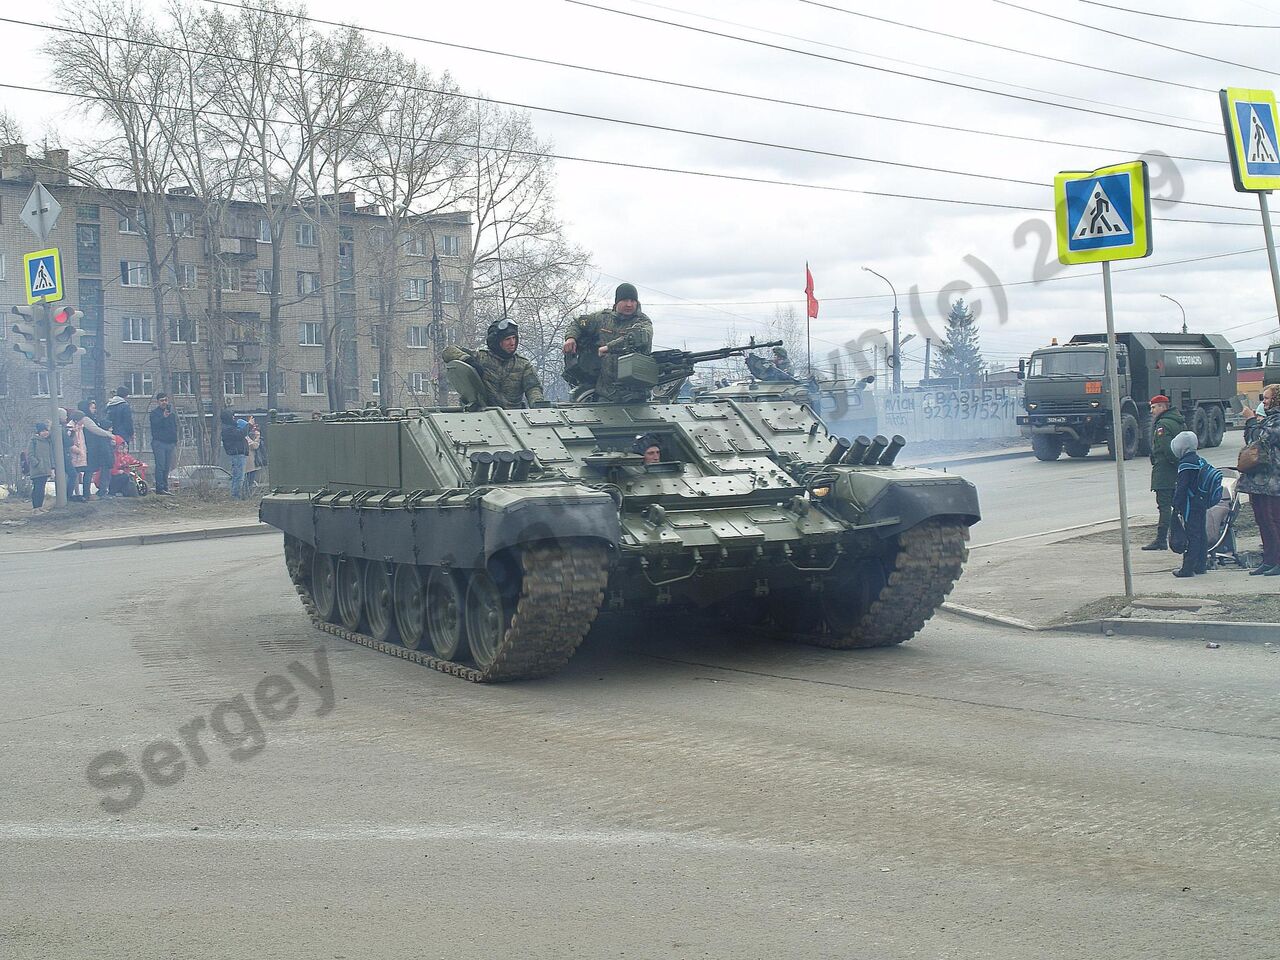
1018,332 -> 1236,460
259,344 -> 980,682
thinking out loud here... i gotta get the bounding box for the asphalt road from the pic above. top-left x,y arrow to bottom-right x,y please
2,534 -> 1276,959
947,432 -> 1247,544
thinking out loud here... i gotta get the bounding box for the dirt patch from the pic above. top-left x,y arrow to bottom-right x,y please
1057,592 -> 1280,625
0,488 -> 260,536
1065,509 -> 1260,545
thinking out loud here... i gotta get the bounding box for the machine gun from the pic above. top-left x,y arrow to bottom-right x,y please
615,337 -> 785,400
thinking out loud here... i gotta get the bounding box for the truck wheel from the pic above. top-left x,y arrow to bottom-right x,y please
1206,406 -> 1225,448
1192,408 -> 1210,448
1032,434 -> 1064,461
1064,439 -> 1091,459
1137,416 -> 1153,457
1107,413 -> 1140,460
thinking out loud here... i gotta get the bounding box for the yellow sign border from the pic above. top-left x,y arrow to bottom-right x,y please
1054,161 -> 1152,266
1221,87 -> 1280,193
23,248 -> 64,305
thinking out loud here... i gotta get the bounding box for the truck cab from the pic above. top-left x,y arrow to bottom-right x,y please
1265,343 -> 1280,389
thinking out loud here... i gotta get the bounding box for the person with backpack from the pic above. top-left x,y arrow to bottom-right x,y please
1171,430 -> 1222,578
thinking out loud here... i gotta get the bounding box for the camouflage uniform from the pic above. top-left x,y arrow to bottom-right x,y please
563,309 -> 654,402
1144,407 -> 1186,549
442,343 -> 545,409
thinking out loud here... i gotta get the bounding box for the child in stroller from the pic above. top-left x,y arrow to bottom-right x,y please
109,435 -> 149,497
1206,467 -> 1244,568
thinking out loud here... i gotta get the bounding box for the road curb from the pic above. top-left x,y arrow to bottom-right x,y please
941,601 -> 1280,642
48,522 -> 273,551
907,449 -> 1033,470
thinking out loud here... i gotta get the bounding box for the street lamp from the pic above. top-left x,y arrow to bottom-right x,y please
863,267 -> 901,392
1160,294 -> 1187,335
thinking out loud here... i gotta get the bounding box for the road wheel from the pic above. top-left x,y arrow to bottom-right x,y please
1192,407 -> 1210,448
821,557 -> 889,636
425,568 -> 468,660
1107,413 -> 1140,460
336,557 -> 366,631
1032,434 -> 1064,461
393,564 -> 428,651
311,552 -> 339,623
767,586 -> 824,633
364,561 -> 398,644
1207,406 -> 1226,448
465,570 -> 514,671
1064,438 -> 1091,459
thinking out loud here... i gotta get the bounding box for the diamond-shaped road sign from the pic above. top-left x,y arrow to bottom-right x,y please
20,182 -> 62,243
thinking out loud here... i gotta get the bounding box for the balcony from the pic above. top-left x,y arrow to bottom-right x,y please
223,342 -> 262,364
207,236 -> 258,260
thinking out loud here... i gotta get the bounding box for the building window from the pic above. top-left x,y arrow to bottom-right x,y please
0,253 -> 5,281
371,374 -> 380,397
258,372 -> 281,396
118,208 -> 144,234
406,234 -> 428,257
300,372 -> 323,395
76,203 -> 99,221
217,265 -> 239,292
127,372 -> 154,396
34,371 -> 62,397
169,317 -> 199,344
297,271 -> 319,296
409,372 -> 430,394
299,321 -> 323,346
407,325 -> 430,348
223,372 -> 244,397
171,371 -> 193,396
121,316 -> 153,343
442,280 -> 462,304
120,261 -> 151,287
176,264 -> 197,289
0,367 -> 7,398
256,269 -> 274,295
440,235 -> 461,257
76,224 -> 101,274
170,211 -> 196,237
403,278 -> 428,301
295,222 -> 317,247
258,218 -> 272,243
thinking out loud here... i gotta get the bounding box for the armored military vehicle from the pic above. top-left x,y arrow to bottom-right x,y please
259,345 -> 980,682
1017,332 -> 1235,461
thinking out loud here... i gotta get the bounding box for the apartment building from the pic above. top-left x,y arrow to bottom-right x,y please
0,144 -> 472,454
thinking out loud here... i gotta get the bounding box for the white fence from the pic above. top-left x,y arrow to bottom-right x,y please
873,386 -> 1024,442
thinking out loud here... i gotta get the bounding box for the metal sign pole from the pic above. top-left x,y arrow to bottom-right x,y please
1260,192 -> 1280,330
40,297 -> 68,509
1102,262 -> 1134,598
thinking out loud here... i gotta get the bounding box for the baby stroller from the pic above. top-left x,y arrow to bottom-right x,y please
1206,467 -> 1244,569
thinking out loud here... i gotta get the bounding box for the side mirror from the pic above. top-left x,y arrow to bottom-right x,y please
1018,359 -> 1025,380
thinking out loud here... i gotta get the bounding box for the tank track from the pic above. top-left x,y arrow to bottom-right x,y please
805,519 -> 969,650
286,541 -> 609,682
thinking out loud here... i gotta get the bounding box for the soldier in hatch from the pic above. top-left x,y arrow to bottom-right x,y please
562,282 -> 654,402
443,318 -> 546,409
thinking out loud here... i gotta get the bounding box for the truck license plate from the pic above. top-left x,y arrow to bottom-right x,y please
1085,380 -> 1102,394
1047,417 -> 1067,423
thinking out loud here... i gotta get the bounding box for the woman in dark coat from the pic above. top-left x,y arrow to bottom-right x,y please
1239,384 -> 1280,575
83,399 -> 117,498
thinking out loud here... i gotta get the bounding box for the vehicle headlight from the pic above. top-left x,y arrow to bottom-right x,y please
1090,401 -> 1100,408
1027,402 -> 1038,410
810,486 -> 831,498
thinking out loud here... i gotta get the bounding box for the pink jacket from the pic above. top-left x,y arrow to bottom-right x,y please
68,420 -> 87,468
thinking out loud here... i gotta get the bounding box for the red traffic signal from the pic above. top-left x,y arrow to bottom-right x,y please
53,307 -> 76,324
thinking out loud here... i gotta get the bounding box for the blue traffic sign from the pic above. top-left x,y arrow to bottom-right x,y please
1054,161 -> 1152,265
23,248 -> 64,305
1221,88 -> 1280,192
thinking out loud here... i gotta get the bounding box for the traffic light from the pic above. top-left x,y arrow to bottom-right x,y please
9,305 -> 45,364
50,307 -> 84,365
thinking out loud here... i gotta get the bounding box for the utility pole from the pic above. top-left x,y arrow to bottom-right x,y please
863,267 -> 901,392
924,337 -> 932,380
39,299 -> 68,508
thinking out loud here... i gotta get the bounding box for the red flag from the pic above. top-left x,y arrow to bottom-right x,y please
804,263 -> 819,319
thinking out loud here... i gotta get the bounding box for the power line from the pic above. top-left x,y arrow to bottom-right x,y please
20,13 -> 1245,215
793,0 -> 1217,94
1075,0 -> 1280,28
2,79 -> 1254,227
993,0 -> 1280,80
563,0 -> 1223,135
199,0 -> 1229,167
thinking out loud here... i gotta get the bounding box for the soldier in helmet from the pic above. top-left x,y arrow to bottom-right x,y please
562,282 -> 654,402
771,346 -> 794,377
443,318 -> 546,409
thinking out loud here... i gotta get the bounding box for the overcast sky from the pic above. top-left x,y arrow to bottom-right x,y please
5,0 -> 1280,376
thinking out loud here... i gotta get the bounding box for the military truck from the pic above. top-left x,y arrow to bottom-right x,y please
1017,332 -> 1236,461
1265,342 -> 1280,389
258,345 -> 980,682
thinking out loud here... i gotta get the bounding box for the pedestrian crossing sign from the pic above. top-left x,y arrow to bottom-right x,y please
23,248 -> 64,305
1220,88 -> 1280,192
1054,161 -> 1152,265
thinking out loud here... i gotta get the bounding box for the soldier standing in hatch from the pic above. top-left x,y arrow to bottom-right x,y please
562,282 -> 654,402
443,318 -> 546,409
1142,394 -> 1186,551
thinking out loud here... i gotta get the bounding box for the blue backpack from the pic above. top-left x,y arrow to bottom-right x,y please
1185,458 -> 1224,507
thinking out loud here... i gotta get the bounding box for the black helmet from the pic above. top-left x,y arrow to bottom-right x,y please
487,318 -> 519,354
